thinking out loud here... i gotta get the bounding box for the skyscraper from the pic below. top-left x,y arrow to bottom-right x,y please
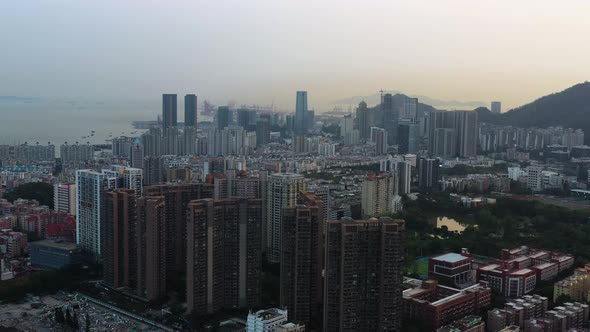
76,170 -> 110,255
361,173 -> 394,218
280,192 -> 323,325
418,157 -> 441,189
397,160 -> 412,195
398,120 -> 417,154
341,114 -> 359,145
237,108 -> 252,129
324,218 -> 405,332
295,91 -> 308,134
54,183 -> 76,216
103,189 -> 137,291
162,127 -> 179,155
143,156 -> 163,186
144,183 -> 214,274
356,101 -> 370,140
256,117 -> 271,146
382,93 -> 400,145
402,97 -> 418,122
181,126 -> 196,156
217,106 -> 232,130
186,199 -> 263,315
266,173 -> 306,263
184,94 -> 197,127
136,195 -> 167,301
370,127 -> 388,155
428,110 -> 478,158
491,101 -> 501,114
162,94 -> 177,129
130,139 -> 144,169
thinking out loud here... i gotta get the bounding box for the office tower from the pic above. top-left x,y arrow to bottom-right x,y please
76,170 -> 111,255
402,97 -> 418,122
266,173 -> 306,263
143,156 -> 163,186
397,160 -> 412,195
281,192 -> 323,325
307,110 -> 315,130
418,157 -> 440,189
136,196 -> 167,301
141,127 -> 162,157
130,139 -> 144,169
256,118 -> 271,146
186,199 -> 263,315
398,120 -> 417,154
340,114 -> 359,146
103,189 -> 137,290
285,114 -> 295,133
184,94 -> 197,127
491,101 -> 501,114
295,91 -> 308,134
217,106 -> 232,130
324,218 -> 405,332
237,108 -> 252,129
144,183 -> 213,274
382,93 -> 400,145
361,173 -> 394,218
181,126 -> 196,156
356,101 -> 370,140
54,183 -> 76,216
371,127 -> 388,155
456,111 -> 478,158
162,94 -> 177,129
60,142 -> 94,163
162,127 -> 179,155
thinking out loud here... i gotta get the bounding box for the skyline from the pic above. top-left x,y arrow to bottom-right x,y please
2,1 -> 590,111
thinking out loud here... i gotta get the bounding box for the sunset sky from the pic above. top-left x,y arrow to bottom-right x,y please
2,0 -> 589,111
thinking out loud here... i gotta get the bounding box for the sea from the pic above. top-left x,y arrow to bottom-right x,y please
0,98 -> 162,147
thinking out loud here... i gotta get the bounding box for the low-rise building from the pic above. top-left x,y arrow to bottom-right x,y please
29,240 -> 82,269
437,315 -> 485,332
429,252 -> 474,288
246,308 -> 288,332
403,279 -> 491,331
553,264 -> 590,303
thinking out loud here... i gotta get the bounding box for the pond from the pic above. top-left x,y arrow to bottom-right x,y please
435,216 -> 467,233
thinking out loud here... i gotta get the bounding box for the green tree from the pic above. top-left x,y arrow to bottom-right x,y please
3,182 -> 54,208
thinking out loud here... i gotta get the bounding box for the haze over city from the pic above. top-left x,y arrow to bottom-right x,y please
2,0 -> 590,111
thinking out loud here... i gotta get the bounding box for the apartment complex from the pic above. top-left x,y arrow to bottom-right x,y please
324,218 -> 405,331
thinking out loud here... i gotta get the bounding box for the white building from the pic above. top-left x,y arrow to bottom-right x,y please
318,142 -> 337,156
266,173 -> 306,263
247,308 -> 288,332
508,167 -> 527,181
54,183 -> 76,216
526,166 -> 543,192
392,195 -> 403,213
361,174 -> 394,218
341,114 -> 359,145
76,170 -> 111,255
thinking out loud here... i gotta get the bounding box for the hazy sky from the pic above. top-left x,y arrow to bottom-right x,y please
1,0 -> 589,112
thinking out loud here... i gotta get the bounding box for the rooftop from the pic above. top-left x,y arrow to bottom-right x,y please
433,253 -> 470,263
29,240 -> 79,251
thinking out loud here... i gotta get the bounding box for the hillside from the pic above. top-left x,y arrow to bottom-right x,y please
477,82 -> 590,143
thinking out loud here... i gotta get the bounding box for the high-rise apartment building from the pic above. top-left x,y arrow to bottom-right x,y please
295,91 -> 308,134
181,126 -> 197,156
280,192 -> 323,325
162,127 -> 179,155
341,114 -> 359,146
103,189 -> 137,291
141,127 -> 162,157
361,173 -> 395,218
136,195 -> 167,301
144,183 -> 213,274
371,127 -> 388,155
397,160 -> 412,195
143,156 -> 163,186
526,166 -> 543,192
266,173 -> 306,263
324,218 -> 405,332
184,94 -> 197,127
403,97 -> 418,122
418,157 -> 441,189
54,183 -> 76,216
428,110 -> 478,158
76,170 -> 110,255
60,142 -> 94,163
491,101 -> 502,114
162,94 -> 177,129
186,199 -> 263,315
130,139 -> 144,169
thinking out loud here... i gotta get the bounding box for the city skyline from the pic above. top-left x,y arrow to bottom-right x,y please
2,1 -> 590,111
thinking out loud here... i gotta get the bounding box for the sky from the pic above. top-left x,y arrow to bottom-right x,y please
1,0 -> 590,112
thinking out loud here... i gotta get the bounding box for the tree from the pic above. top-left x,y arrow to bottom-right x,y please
3,182 -> 54,208
55,307 -> 65,324
555,294 -> 573,306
